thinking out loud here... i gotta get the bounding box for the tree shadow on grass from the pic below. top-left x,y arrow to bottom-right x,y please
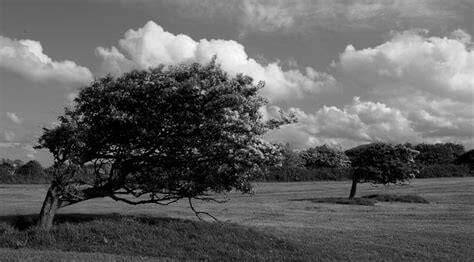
293,194 -> 429,206
361,194 -> 429,204
293,197 -> 376,206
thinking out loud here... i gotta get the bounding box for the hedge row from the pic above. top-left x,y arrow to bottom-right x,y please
0,165 -> 472,184
417,164 -> 472,178
259,164 -> 472,182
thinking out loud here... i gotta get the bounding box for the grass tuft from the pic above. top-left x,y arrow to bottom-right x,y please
361,194 -> 429,204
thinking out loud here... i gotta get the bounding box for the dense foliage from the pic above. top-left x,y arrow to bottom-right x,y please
35,61 -> 293,229
412,143 -> 465,166
456,149 -> 474,170
417,164 -> 471,178
346,143 -> 419,184
301,145 -> 351,169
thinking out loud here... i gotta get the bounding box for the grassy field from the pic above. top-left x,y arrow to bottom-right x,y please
0,177 -> 473,261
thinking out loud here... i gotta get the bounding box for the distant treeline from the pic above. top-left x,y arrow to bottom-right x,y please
260,143 -> 473,182
0,159 -> 52,184
1,142 -> 473,184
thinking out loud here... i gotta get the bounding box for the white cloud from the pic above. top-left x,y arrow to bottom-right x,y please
336,30 -> 474,102
334,30 -> 474,142
267,97 -> 418,148
96,21 -> 335,101
6,112 -> 22,124
268,29 -> 474,149
0,36 -> 93,86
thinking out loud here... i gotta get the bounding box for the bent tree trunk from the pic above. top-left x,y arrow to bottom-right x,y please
349,174 -> 359,199
38,185 -> 61,230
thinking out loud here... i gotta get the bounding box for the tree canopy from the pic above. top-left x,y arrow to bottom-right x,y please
35,61 -> 293,229
345,143 -> 419,198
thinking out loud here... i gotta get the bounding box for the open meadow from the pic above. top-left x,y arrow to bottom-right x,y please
0,177 -> 473,261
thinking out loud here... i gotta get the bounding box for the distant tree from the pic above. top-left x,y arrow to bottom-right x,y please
0,162 -> 15,177
16,160 -> 45,178
264,143 -> 304,181
35,61 -> 294,230
414,143 -> 465,166
456,149 -> 474,170
301,145 -> 351,169
345,143 -> 419,199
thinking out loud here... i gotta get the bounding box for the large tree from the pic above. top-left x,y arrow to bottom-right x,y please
35,61 -> 293,230
345,143 -> 419,199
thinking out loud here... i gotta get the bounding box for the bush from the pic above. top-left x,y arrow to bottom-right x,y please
417,164 -> 472,178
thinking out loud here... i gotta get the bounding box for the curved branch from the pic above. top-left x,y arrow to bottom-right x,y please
188,198 -> 220,222
109,194 -> 181,206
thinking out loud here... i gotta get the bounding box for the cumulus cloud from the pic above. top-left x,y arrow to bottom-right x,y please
6,112 -> 22,124
96,21 -> 335,100
334,29 -> 474,141
336,30 -> 474,102
0,36 -> 93,86
266,97 -> 419,147
267,29 -> 474,149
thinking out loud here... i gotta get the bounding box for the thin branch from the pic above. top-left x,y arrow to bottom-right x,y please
188,198 -> 220,222
109,194 -> 181,206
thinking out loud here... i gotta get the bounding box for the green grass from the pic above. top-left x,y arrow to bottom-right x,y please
361,194 -> 429,203
1,177 -> 473,261
0,214 -> 302,261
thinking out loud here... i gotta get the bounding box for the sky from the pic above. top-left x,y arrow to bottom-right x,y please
0,0 -> 473,166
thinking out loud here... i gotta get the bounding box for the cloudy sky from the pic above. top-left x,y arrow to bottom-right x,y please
1,0 -> 473,165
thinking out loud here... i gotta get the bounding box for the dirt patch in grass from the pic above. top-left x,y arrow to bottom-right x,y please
294,197 -> 376,206
0,214 -> 304,261
362,194 -> 429,204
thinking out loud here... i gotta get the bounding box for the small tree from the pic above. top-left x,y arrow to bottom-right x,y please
35,61 -> 293,230
301,145 -> 351,169
345,143 -> 419,199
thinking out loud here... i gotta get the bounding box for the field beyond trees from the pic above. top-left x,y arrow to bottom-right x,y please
1,177 -> 473,261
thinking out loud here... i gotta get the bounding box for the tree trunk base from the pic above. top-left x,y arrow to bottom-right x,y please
349,175 -> 358,199
38,185 -> 60,230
